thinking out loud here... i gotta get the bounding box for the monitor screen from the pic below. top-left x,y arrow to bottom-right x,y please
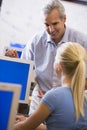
0,82 -> 21,130
0,56 -> 33,103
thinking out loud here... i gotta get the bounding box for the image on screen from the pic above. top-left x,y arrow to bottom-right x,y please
0,56 -> 33,103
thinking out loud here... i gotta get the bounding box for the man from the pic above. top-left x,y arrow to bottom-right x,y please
5,0 -> 87,115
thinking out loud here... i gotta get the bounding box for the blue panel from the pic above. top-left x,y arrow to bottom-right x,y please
0,90 -> 13,130
0,59 -> 30,101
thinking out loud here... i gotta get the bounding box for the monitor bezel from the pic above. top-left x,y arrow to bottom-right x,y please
0,55 -> 34,104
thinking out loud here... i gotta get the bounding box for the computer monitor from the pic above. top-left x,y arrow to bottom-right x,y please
0,82 -> 21,130
0,56 -> 34,104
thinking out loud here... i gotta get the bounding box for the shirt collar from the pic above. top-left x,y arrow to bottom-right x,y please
46,25 -> 69,45
46,31 -> 53,43
60,25 -> 69,43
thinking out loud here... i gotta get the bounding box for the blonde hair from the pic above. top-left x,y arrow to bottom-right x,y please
55,42 -> 87,120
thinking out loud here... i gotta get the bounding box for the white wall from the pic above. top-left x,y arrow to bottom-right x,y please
0,0 -> 87,55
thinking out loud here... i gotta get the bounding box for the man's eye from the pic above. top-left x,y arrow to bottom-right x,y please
45,23 -> 49,27
52,22 -> 58,26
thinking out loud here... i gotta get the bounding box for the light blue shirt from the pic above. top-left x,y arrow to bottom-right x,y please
21,26 -> 87,92
41,87 -> 87,130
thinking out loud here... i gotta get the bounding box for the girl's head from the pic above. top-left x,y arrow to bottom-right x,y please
54,42 -> 87,120
54,42 -> 86,78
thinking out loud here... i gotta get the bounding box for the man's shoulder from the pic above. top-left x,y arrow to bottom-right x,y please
31,30 -> 49,46
67,26 -> 87,37
66,26 -> 87,42
34,30 -> 48,39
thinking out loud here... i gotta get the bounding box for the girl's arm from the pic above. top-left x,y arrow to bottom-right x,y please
14,102 -> 51,130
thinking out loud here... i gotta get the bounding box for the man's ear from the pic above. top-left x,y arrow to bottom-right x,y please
63,15 -> 66,23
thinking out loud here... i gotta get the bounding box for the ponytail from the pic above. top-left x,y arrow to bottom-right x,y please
71,60 -> 86,120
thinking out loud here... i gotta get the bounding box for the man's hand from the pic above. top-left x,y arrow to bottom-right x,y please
38,90 -> 45,98
5,49 -> 18,58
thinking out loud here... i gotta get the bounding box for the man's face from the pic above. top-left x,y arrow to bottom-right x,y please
44,9 -> 66,43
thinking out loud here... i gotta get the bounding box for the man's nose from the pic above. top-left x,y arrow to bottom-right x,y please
48,25 -> 54,33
